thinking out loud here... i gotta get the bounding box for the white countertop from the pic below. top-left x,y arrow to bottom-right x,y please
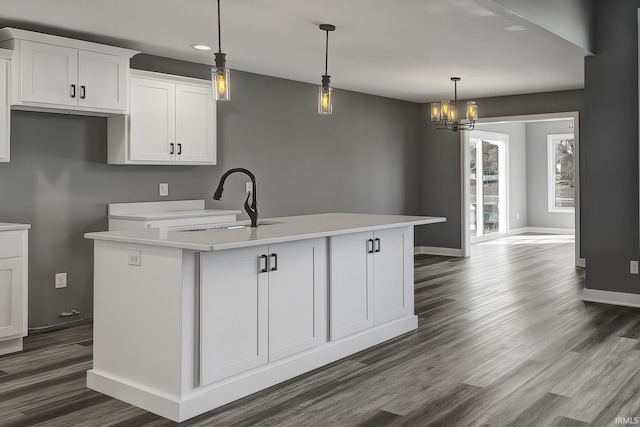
109,209 -> 241,221
85,213 -> 446,251
0,222 -> 31,231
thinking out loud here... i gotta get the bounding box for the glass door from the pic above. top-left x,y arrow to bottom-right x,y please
469,131 -> 507,241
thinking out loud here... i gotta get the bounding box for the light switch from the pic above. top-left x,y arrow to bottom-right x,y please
159,183 -> 169,197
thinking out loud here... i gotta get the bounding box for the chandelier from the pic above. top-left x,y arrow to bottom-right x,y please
430,77 -> 478,132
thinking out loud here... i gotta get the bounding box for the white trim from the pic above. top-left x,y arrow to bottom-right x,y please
414,246 -> 464,257
582,288 -> 640,308
508,227 -> 575,235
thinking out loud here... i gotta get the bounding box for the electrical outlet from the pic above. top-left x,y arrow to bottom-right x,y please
631,261 -> 639,275
159,183 -> 169,197
245,181 -> 252,194
55,272 -> 67,289
128,251 -> 142,266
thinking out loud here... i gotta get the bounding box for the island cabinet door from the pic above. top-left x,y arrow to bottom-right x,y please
267,238 -> 326,362
0,258 -> 24,339
329,231 -> 374,340
199,245 -> 269,386
372,226 -> 413,325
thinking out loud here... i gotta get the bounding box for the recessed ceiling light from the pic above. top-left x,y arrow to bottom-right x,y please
193,44 -> 212,51
505,25 -> 527,32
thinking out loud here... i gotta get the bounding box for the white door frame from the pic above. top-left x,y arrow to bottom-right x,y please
460,111 -> 584,268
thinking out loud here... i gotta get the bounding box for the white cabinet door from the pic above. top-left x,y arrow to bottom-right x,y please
0,58 -> 9,162
329,227 -> 413,339
373,227 -> 413,325
20,41 -> 77,106
200,238 -> 326,385
200,245 -> 268,385
78,50 -> 128,111
268,238 -> 325,361
129,77 -> 175,162
0,258 -> 24,340
329,232 -> 374,340
175,83 -> 216,163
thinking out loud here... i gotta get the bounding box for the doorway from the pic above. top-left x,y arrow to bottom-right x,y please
460,112 -> 583,267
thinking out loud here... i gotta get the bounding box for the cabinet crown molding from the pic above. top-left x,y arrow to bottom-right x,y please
0,27 -> 139,58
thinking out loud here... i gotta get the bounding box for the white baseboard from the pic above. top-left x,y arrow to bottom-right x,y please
414,246 -> 464,257
509,227 -> 575,235
582,288 -> 640,308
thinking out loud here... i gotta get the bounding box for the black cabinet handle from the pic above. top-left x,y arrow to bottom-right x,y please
70,84 -> 76,98
270,253 -> 278,271
374,238 -> 381,253
367,238 -> 375,254
177,143 -> 182,155
80,85 -> 86,99
259,254 -> 268,273
169,143 -> 175,154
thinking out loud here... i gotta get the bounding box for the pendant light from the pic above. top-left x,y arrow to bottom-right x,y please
212,0 -> 230,101
431,77 -> 478,132
318,24 -> 336,115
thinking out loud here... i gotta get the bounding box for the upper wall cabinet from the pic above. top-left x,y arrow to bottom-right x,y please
0,49 -> 11,163
108,70 -> 216,165
0,28 -> 139,115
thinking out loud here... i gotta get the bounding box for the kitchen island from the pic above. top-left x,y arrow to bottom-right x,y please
84,212 -> 445,422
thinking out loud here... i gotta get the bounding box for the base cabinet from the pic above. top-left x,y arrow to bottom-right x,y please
330,226 -> 413,340
199,238 -> 326,385
0,227 -> 29,356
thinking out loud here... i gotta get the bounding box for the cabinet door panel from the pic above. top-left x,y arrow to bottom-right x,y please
175,84 -> 216,163
129,78 -> 175,161
268,239 -> 325,361
21,41 -> 77,106
78,50 -> 127,111
200,246 -> 268,385
329,232 -> 374,340
373,227 -> 412,325
0,258 -> 23,339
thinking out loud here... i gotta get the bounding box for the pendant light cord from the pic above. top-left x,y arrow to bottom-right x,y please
217,0 -> 222,54
324,30 -> 329,75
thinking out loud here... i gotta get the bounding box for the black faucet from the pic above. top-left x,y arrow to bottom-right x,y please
213,168 -> 258,227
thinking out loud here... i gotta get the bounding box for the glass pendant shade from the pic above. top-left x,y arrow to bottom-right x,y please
448,105 -> 457,121
440,100 -> 451,120
318,85 -> 333,115
212,66 -> 230,101
466,101 -> 478,121
430,103 -> 441,121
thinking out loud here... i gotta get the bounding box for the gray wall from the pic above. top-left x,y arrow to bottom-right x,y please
417,90 -> 584,249
2,55 -> 421,328
526,120 -> 575,229
581,0 -> 640,293
475,122 -> 528,231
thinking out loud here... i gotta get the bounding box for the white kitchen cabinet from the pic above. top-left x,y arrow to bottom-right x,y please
0,49 -> 10,162
0,28 -> 138,115
329,226 -> 413,340
0,225 -> 29,356
199,238 -> 325,385
108,70 -> 216,165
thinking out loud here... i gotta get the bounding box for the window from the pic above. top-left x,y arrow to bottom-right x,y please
547,133 -> 575,212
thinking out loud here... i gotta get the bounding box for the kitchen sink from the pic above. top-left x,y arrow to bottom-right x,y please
177,220 -> 286,232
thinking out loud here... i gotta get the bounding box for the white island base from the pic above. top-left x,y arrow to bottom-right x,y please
85,213 -> 445,422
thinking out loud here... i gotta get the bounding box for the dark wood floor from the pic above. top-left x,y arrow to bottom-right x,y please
2,234 -> 639,426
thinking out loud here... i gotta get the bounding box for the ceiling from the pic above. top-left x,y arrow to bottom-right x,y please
0,0 -> 590,103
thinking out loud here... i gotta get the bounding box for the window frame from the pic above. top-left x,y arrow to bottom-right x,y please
547,133 -> 575,213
